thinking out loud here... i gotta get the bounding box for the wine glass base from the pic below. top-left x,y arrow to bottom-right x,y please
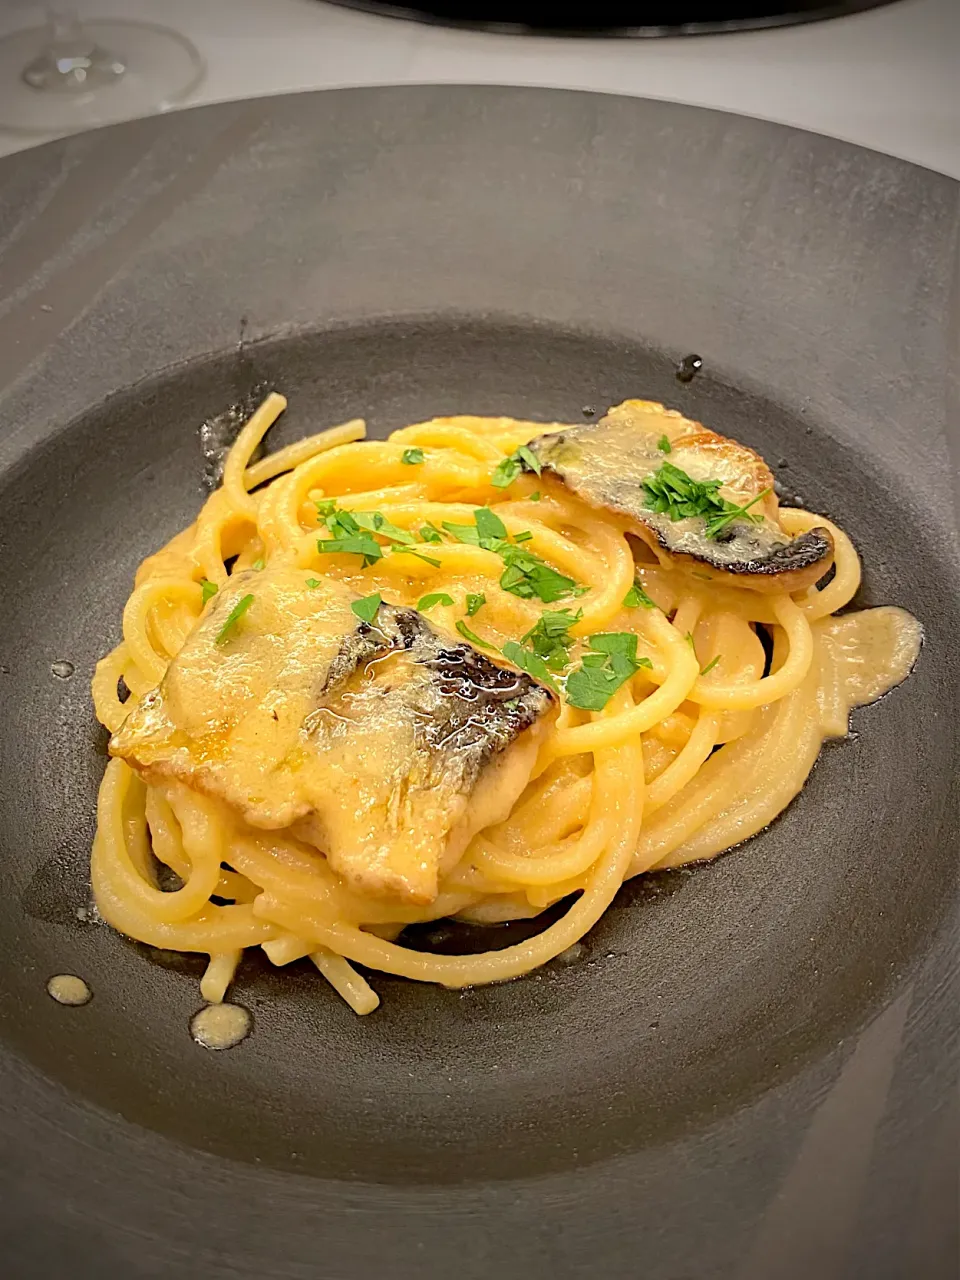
0,20 -> 205,135
22,42 -> 126,94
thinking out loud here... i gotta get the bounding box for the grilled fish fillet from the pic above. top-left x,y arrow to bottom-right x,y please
110,567 -> 556,904
530,399 -> 834,593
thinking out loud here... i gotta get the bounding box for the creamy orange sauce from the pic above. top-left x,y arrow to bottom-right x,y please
46,974 -> 92,1006
817,606 -> 922,737
189,1002 -> 252,1050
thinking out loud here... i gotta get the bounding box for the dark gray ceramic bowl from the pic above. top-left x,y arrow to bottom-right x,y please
0,87 -> 956,1279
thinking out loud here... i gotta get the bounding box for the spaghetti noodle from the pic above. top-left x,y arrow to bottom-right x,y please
90,393 -> 921,1017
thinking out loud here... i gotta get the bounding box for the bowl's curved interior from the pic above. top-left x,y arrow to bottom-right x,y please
0,316 -> 955,1184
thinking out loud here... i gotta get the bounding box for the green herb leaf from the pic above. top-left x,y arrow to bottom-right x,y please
533,608 -> 582,637
699,655 -> 721,676
401,448 -> 425,465
251,558 -> 265,571
441,512 -> 580,604
491,455 -> 522,489
466,593 -> 486,617
351,510 -> 416,545
529,491 -> 541,502
563,630 -> 651,709
703,488 -> 771,540
642,460 -> 769,541
474,507 -> 508,545
418,592 -> 454,611
325,509 -> 360,538
657,434 -> 672,454
351,592 -> 382,624
513,530 -> 534,543
305,578 -> 322,589
685,631 -> 696,650
564,665 -> 623,711
200,579 -> 218,605
456,619 -> 496,651
588,632 -> 638,660
623,583 -> 657,609
502,640 -> 559,693
520,607 -> 582,672
316,534 -> 383,566
314,496 -> 338,517
499,545 -> 578,603
419,523 -> 443,544
215,593 -> 255,645
491,445 -> 542,490
442,521 -> 481,546
516,445 -> 542,475
395,548 -> 442,568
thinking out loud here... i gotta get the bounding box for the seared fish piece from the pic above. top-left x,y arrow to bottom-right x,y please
111,567 -> 555,904
530,399 -> 833,593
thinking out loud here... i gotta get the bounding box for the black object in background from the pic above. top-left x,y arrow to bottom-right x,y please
325,0 -> 901,35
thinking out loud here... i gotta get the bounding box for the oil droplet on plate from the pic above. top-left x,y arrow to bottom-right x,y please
51,660 -> 74,679
676,353 -> 703,383
47,974 -> 92,1005
190,1002 -> 252,1050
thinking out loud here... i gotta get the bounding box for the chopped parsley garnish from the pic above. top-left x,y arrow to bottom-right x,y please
351,592 -> 382,624
323,507 -> 361,538
491,444 -> 542,489
642,461 -> 770,539
529,491 -> 541,502
513,530 -> 533,543
623,583 -> 657,610
316,533 -> 383,566
401,448 -> 425,465
700,655 -> 721,676
200,579 -> 218,605
395,548 -> 442,568
657,434 -> 672,454
305,578 -> 322,589
316,501 -> 424,565
475,507 -> 508,544
418,592 -> 454,611
441,508 -> 581,604
442,521 -> 481,546
564,632 -> 652,711
465,593 -> 486,617
251,558 -> 265,571
215,593 -> 254,645
351,510 -> 416,545
500,546 -> 577,603
502,640 -> 559,693
520,608 -> 582,672
456,620 -> 496,650
703,491 -> 770,540
419,523 -> 443,544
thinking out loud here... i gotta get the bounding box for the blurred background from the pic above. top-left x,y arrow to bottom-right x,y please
0,0 -> 955,175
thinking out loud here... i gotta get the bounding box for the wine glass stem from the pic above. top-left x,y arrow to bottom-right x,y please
22,7 -> 126,94
47,8 -> 93,55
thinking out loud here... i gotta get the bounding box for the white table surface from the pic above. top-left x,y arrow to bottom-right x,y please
0,0 -> 957,177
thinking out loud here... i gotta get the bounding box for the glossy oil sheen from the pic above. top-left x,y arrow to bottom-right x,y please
0,87 -> 955,1280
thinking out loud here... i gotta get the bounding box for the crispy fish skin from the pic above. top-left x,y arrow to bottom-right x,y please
110,568 -> 555,904
530,399 -> 834,594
